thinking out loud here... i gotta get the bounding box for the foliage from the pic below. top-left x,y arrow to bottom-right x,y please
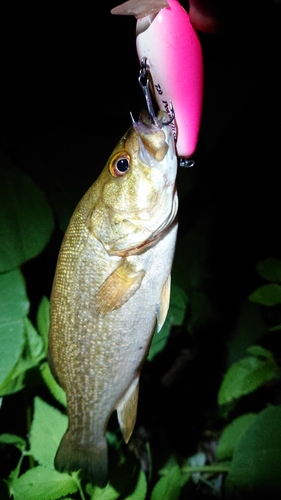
218,345 -> 279,406
1,156 -> 281,500
0,154 -> 54,273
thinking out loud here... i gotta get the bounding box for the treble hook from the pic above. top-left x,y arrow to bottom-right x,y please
138,58 -> 175,127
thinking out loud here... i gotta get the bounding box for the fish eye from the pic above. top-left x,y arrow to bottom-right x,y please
109,153 -> 130,177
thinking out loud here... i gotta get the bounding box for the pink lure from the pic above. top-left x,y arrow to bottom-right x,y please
136,0 -> 204,159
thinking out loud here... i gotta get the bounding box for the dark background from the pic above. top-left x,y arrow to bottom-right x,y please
1,0 -> 280,200
1,1 -> 140,193
1,1 -> 280,189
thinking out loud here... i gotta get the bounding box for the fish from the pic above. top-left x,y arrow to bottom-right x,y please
48,109 -> 179,487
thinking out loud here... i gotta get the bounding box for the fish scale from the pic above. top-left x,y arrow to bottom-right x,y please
48,110 -> 178,486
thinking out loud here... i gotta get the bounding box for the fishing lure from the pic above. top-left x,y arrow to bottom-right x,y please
112,0 -> 204,164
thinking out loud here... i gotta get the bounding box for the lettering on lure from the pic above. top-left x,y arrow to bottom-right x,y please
155,83 -> 177,140
154,83 -> 163,95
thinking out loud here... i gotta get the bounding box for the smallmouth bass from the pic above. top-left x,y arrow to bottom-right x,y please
48,110 -> 178,486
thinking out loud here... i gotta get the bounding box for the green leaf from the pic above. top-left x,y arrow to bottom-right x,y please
0,318 -> 44,395
187,289 -> 216,333
0,269 -> 29,389
151,465 -> 182,500
0,268 -> 29,322
24,317 -> 44,359
226,405 -> 281,497
124,470 -> 147,500
172,226 -> 217,333
218,346 -> 279,406
11,466 -> 78,500
247,345 -> 274,358
158,456 -> 181,476
269,323 -> 281,332
0,367 -> 26,395
87,469 -> 146,500
36,296 -> 50,355
256,258 -> 281,282
173,223 -> 210,293
216,413 -> 257,461
0,433 -> 26,451
0,478 -> 9,499
7,455 -> 26,486
249,283 -> 281,306
225,299 -> 267,367
0,330 -> 26,395
148,283 -> 187,361
40,362 -> 67,407
86,481 -> 120,500
0,356 -> 39,396
30,397 -> 67,468
0,157 -> 54,272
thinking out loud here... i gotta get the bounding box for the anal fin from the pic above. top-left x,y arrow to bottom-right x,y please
156,274 -> 171,332
117,377 -> 139,443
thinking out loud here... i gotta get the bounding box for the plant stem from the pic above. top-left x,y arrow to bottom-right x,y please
78,486 -> 86,500
78,483 -> 86,500
72,473 -> 87,500
181,464 -> 230,474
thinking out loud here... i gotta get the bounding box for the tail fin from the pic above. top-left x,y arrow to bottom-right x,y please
55,431 -> 108,487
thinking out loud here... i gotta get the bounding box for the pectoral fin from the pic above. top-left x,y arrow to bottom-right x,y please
117,376 -> 139,443
94,260 -> 145,314
156,274 -> 171,332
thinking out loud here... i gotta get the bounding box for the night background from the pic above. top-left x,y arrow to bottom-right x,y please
1,1 -> 281,498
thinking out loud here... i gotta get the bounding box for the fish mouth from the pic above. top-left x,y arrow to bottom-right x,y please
129,110 -> 171,167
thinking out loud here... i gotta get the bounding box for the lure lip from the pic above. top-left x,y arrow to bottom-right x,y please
111,0 -> 169,19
